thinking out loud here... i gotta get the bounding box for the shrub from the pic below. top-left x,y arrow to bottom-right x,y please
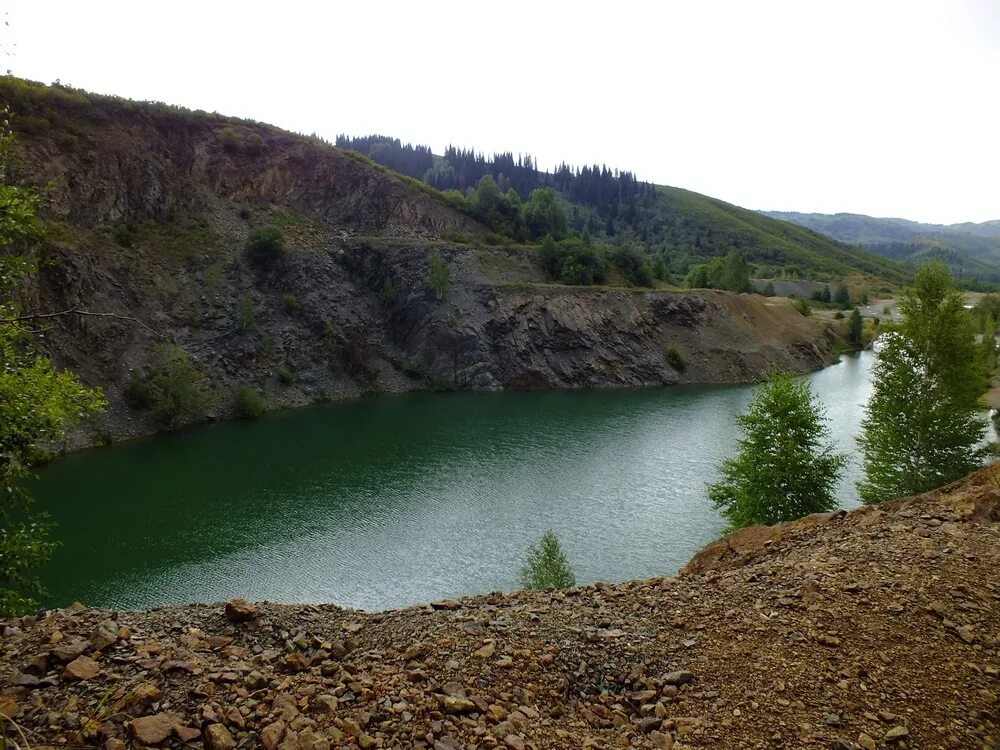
834,310 -> 845,319
128,344 -> 209,429
281,293 -> 298,313
402,359 -> 426,379
794,298 -> 812,317
232,385 -> 266,419
538,235 -> 607,285
518,531 -> 576,590
379,277 -> 396,306
277,367 -> 295,385
425,250 -> 451,300
236,295 -> 255,333
245,225 -> 285,265
665,346 -> 686,371
610,246 -> 655,287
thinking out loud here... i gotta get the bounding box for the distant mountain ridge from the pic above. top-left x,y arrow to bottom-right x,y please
761,211 -> 1000,285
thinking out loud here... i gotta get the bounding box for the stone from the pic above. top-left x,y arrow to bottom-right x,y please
504,735 -> 526,750
205,722 -> 237,750
435,737 -> 463,750
63,655 -> 100,681
0,697 -> 17,719
261,721 -> 286,750
662,670 -> 695,686
50,638 -> 90,662
296,727 -> 330,750
858,733 -> 877,750
438,694 -> 477,714
128,713 -> 182,745
650,730 -> 675,749
22,653 -> 50,675
474,641 -> 496,659
885,726 -> 910,742
175,725 -> 202,742
224,598 -> 259,622
90,619 -> 119,650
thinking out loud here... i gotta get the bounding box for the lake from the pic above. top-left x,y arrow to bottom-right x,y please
35,351 -> 876,611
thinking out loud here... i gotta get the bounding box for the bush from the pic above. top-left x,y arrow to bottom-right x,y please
665,346 -> 686,371
538,235 -> 607,285
379,277 -> 396,306
245,225 -> 285,265
281,293 -> 298,313
236,295 -> 255,333
518,531 -> 576,590
128,344 -> 208,429
610,246 -> 655,287
232,385 -> 266,419
794,298 -> 812,317
277,367 -> 295,385
425,250 -> 451,300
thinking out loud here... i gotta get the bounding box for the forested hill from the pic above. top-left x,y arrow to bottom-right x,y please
337,134 -> 907,284
762,210 -> 1000,286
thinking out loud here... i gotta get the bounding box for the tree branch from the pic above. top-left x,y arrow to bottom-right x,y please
0,309 -> 164,337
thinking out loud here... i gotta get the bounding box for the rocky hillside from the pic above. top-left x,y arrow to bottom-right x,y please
5,79 -> 838,445
2,468 -> 998,749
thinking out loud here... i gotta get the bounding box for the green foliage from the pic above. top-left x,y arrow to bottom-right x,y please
281,293 -> 298,313
379,277 -> 396,306
127,343 -> 208,429
424,250 -> 451,300
793,298 -> 812,317
610,246 -> 655,287
522,188 -> 568,240
685,252 -> 750,292
277,367 -> 295,385
811,285 -> 832,303
232,385 -> 266,419
761,281 -> 776,297
236,295 -> 255,333
858,262 -> 986,504
708,371 -> 846,531
665,346 -> 686,371
0,116 -> 107,614
848,308 -> 864,347
244,225 -> 285,265
834,283 -> 851,308
537,235 -> 607,286
517,531 -> 576,590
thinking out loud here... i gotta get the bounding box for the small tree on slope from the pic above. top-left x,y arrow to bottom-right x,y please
708,370 -> 846,531
518,531 -> 576,590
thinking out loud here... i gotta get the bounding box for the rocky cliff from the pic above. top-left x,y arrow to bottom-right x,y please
2,467 -> 998,749
6,80 -> 838,445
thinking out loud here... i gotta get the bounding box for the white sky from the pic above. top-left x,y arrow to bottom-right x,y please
3,1 -> 998,224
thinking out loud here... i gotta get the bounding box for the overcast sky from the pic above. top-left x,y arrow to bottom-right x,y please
4,1 -> 998,224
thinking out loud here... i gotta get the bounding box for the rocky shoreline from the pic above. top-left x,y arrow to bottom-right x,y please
2,469 -> 998,749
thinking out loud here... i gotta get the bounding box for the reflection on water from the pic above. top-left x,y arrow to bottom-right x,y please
36,352 -> 876,611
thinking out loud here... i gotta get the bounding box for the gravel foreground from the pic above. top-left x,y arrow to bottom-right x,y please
2,470 -> 999,750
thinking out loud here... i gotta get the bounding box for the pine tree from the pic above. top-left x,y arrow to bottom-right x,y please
708,371 -> 845,531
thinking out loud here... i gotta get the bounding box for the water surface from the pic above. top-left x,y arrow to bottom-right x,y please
35,352 -> 875,611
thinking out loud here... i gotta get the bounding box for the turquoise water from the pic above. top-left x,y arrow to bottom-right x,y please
34,352 -> 875,611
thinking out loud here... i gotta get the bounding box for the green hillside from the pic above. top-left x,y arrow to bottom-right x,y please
763,211 -> 1000,285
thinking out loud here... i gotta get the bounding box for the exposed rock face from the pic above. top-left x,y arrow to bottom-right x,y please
11,88 -> 837,447
1,468 -> 998,749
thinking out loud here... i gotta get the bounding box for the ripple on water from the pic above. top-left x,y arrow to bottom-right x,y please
37,353 -> 879,610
